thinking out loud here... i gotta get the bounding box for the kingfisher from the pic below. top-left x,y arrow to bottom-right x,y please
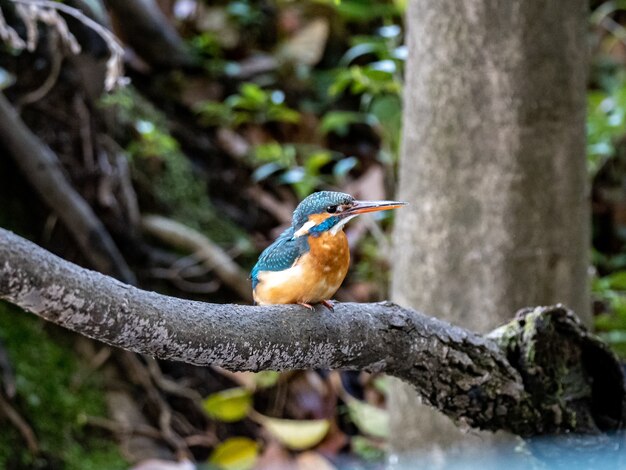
251,191 -> 406,310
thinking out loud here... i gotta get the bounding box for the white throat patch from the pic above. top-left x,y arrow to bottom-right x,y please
292,215 -> 356,238
293,220 -> 317,238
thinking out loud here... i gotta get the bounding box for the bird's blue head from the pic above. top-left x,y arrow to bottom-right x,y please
291,191 -> 406,237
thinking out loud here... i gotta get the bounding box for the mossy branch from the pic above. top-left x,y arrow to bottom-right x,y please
0,228 -> 624,436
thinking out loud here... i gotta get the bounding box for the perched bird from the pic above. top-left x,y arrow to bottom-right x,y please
251,191 -> 406,309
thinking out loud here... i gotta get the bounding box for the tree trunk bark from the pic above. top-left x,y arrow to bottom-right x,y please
390,0 -> 589,457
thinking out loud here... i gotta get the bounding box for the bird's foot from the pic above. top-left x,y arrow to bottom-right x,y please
298,302 -> 315,311
321,300 -> 335,312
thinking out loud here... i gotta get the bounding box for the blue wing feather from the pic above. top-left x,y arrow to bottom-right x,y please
250,226 -> 309,289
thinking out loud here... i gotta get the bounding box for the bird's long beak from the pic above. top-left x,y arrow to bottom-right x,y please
345,200 -> 407,215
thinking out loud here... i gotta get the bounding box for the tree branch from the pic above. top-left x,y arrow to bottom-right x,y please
141,215 -> 252,301
104,0 -> 194,68
0,227 -> 623,437
0,92 -> 135,284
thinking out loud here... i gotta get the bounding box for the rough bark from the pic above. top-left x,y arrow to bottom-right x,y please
0,228 -> 622,437
390,0 -> 590,453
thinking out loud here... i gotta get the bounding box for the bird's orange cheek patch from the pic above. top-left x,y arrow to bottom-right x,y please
308,213 -> 332,224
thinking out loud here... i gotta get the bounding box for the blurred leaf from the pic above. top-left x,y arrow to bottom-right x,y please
392,0 -> 408,13
280,167 -> 306,184
370,60 -> 397,73
199,84 -> 299,127
0,67 -> 15,90
252,143 -> 297,166
315,0 -> 400,22
267,106 -> 301,124
328,70 -> 354,97
587,87 -> 626,175
346,396 -> 389,439
333,157 -> 358,179
392,45 -> 408,61
253,371 -> 280,389
329,66 -> 401,98
320,111 -> 376,136
257,415 -> 330,450
371,375 -> 390,396
237,83 -> 267,107
277,18 -> 329,66
340,42 -> 382,66
195,101 -> 232,126
594,271 -> 626,292
222,370 -> 281,390
208,437 -> 259,470
378,25 -> 401,39
252,162 -> 283,182
305,151 -> 333,174
370,94 -> 402,155
202,387 -> 252,422
351,435 -> 385,461
190,32 -> 223,58
590,0 -> 626,26
596,311 -> 626,331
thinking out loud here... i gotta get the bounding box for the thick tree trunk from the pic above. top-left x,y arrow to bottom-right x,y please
391,0 -> 589,456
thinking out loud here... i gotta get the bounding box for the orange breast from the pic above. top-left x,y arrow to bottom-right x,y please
253,231 -> 350,305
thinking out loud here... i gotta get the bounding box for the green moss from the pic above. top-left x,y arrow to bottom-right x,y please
521,312 -> 541,364
0,301 -> 126,469
488,319 -> 520,348
101,87 -> 248,247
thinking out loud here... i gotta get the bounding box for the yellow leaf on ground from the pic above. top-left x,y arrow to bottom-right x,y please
208,437 -> 259,470
257,414 -> 330,450
202,387 -> 252,422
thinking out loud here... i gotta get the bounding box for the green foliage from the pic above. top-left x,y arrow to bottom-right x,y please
330,64 -> 401,98
592,269 -> 626,356
250,143 -> 357,199
190,32 -> 223,59
587,87 -> 626,175
332,26 -> 405,101
314,0 -> 403,22
102,87 -> 247,246
320,111 -> 378,137
587,74 -> 626,356
324,24 -> 405,163
586,51 -> 626,356
351,435 -> 385,461
0,301 -> 125,469
196,84 -> 300,127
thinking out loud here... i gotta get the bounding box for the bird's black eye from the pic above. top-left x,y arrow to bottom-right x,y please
326,205 -> 338,214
